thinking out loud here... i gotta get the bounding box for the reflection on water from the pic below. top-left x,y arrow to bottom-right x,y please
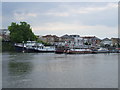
2,52 -> 118,88
8,53 -> 34,76
2,52 -> 34,88
8,61 -> 32,75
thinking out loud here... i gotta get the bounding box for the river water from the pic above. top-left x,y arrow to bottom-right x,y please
2,52 -> 118,88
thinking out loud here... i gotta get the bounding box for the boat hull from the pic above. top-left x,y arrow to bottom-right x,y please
66,51 -> 92,54
94,51 -> 109,53
34,49 -> 55,53
15,46 -> 36,53
15,46 -> 26,52
55,50 -> 65,54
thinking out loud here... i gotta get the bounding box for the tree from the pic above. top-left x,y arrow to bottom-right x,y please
8,22 -> 36,43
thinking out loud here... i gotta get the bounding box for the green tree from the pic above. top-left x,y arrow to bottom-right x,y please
8,22 -> 36,43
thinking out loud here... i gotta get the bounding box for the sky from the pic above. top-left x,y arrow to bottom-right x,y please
2,2 -> 118,39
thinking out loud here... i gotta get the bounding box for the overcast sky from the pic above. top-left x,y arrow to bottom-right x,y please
2,2 -> 118,39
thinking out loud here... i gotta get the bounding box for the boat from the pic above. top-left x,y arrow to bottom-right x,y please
115,48 -> 120,53
55,46 -> 69,54
65,48 -> 92,54
34,44 -> 55,52
14,41 -> 55,53
14,43 -> 26,52
94,48 -> 109,53
14,41 -> 37,52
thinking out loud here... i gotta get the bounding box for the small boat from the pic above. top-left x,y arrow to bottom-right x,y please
66,48 -> 92,54
95,48 -> 109,53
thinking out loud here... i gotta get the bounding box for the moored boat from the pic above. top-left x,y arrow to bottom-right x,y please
115,48 -> 120,53
66,48 -> 92,54
14,43 -> 26,52
94,48 -> 109,53
34,45 -> 55,53
55,46 -> 69,54
14,41 -> 36,52
14,41 -> 55,53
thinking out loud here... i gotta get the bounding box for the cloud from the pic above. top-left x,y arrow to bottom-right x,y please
45,12 -> 69,17
32,22 -> 118,38
14,12 -> 38,21
2,2 -> 118,38
33,22 -> 76,31
0,16 -> 2,28
44,3 -> 118,17
75,3 -> 118,14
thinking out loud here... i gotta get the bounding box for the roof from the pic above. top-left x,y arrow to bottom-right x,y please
111,38 -> 120,40
61,34 -> 71,38
42,35 -> 59,38
81,36 -> 101,40
102,38 -> 111,41
61,34 -> 80,39
69,35 -> 80,38
81,36 -> 95,38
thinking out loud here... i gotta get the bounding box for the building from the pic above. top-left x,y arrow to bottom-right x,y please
0,29 -> 10,41
41,35 -> 59,45
111,38 -> 120,46
60,34 -> 73,42
69,35 -> 83,48
60,34 -> 73,46
81,36 -> 101,48
100,38 -> 112,46
60,34 -> 83,48
59,35 -> 101,48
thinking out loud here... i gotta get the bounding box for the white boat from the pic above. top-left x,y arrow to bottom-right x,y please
14,41 -> 55,52
96,48 -> 109,53
66,48 -> 92,54
34,45 -> 55,52
14,41 -> 37,52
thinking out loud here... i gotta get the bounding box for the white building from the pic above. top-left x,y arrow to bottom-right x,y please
100,38 -> 112,46
69,35 -> 83,48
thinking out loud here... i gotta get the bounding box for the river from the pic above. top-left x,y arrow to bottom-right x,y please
2,52 -> 118,88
